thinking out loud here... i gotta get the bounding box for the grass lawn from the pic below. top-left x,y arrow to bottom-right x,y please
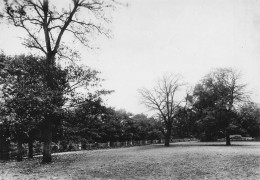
1,141 -> 260,180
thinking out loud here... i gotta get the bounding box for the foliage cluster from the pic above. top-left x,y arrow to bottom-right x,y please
139,69 -> 260,146
173,68 -> 260,143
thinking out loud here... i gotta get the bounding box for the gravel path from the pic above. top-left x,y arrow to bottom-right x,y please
1,141 -> 260,179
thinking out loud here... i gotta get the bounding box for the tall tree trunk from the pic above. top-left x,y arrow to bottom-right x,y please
225,130 -> 231,146
0,135 -> 9,161
225,110 -> 231,146
164,124 -> 172,147
17,137 -> 23,162
42,121 -> 52,163
42,54 -> 55,163
28,137 -> 34,159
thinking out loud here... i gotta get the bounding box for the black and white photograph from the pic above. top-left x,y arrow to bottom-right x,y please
0,0 -> 260,179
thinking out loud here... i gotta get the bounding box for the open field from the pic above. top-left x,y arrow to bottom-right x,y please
1,141 -> 260,180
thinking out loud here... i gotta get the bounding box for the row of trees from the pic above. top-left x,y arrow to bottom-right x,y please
139,69 -> 260,146
0,53 -> 163,161
0,53 -> 111,161
0,0 -> 161,163
1,54 -> 259,161
0,0 -> 116,163
63,107 -> 162,144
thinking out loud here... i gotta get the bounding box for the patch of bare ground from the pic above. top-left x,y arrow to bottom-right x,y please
1,141 -> 260,179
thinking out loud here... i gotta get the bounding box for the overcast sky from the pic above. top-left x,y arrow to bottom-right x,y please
1,0 -> 260,115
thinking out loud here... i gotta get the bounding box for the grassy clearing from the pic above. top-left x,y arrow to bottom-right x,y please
1,141 -> 260,179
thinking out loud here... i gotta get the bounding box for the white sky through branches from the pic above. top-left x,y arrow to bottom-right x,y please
0,0 -> 260,115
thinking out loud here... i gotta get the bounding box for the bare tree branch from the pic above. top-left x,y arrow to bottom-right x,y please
3,0 -> 113,61
138,74 -> 185,146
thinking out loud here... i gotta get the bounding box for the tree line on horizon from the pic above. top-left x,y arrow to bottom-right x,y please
0,54 -> 259,162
